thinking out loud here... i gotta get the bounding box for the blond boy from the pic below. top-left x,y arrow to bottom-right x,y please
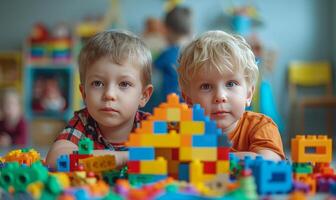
46,30 -> 153,168
178,30 -> 285,160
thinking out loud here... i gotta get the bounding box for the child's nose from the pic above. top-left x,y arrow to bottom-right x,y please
215,89 -> 227,103
103,86 -> 116,101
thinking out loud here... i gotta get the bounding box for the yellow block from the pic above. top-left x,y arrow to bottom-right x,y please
192,148 -> 217,161
180,121 -> 204,134
49,172 -> 71,188
179,147 -> 193,161
141,133 -> 180,147
216,160 -> 229,173
202,174 -> 216,182
79,155 -> 116,172
189,160 -> 203,184
140,157 -> 167,174
167,108 -> 180,121
179,147 -> 217,161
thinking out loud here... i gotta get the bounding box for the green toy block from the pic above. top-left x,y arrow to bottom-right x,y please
102,166 -> 128,186
292,163 -> 313,174
0,162 -> 19,190
102,191 -> 124,200
78,137 -> 93,155
40,176 -> 62,200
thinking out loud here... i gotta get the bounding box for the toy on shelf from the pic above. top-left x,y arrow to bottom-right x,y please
0,52 -> 22,92
226,4 -> 263,36
26,22 -> 73,65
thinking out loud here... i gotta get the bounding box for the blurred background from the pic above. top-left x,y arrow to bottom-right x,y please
0,0 -> 335,154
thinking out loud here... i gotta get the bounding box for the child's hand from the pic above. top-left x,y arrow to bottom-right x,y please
0,132 -> 12,147
113,151 -> 129,168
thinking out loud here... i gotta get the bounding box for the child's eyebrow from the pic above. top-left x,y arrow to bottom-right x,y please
118,74 -> 137,80
87,74 -> 105,79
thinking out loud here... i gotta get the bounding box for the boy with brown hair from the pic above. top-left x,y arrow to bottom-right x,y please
46,30 -> 153,168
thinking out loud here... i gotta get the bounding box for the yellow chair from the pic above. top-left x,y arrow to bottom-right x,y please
288,61 -> 336,141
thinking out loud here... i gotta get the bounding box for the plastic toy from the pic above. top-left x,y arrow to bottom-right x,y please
126,93 -> 231,184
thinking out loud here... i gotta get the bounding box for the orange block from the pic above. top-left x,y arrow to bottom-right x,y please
137,121 -> 153,134
291,135 -> 332,163
125,134 -> 141,146
181,105 -> 192,120
181,135 -> 192,146
152,107 -> 167,120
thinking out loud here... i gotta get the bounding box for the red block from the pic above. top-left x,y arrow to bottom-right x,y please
217,147 -> 230,160
172,148 -> 179,160
69,154 -> 92,171
203,161 -> 216,174
127,161 -> 140,173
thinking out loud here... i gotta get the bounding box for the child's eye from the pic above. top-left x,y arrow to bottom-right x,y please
91,80 -> 104,87
226,81 -> 238,88
119,81 -> 132,88
200,83 -> 212,91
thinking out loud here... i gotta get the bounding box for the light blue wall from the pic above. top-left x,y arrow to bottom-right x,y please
0,0 -> 334,138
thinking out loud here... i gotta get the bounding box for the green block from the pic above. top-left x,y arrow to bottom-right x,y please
128,174 -> 166,186
13,161 -> 48,192
78,137 -> 93,154
293,163 -> 313,174
0,162 -> 19,191
102,192 -> 124,200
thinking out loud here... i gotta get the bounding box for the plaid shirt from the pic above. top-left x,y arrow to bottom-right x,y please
56,108 -> 150,151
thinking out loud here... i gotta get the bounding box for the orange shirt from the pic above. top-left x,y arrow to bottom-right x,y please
228,111 -> 285,159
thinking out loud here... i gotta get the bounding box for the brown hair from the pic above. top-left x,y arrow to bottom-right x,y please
78,30 -> 152,86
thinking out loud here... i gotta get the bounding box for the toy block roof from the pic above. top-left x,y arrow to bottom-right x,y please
126,93 -> 231,147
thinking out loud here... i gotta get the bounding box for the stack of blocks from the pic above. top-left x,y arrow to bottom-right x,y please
230,154 -> 293,195
57,137 -> 94,172
126,93 -> 231,184
291,135 -> 333,194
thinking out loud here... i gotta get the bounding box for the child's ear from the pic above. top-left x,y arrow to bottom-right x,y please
246,85 -> 255,107
139,84 -> 154,108
79,84 -> 86,100
182,92 -> 192,106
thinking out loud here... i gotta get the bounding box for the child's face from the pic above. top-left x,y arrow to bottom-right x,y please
80,57 -> 152,133
184,67 -> 254,133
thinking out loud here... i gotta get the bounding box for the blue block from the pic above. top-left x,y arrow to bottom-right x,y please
237,156 -> 256,171
156,192 -> 215,200
192,104 -> 205,121
73,188 -> 90,200
178,163 -> 189,181
204,117 -> 217,135
129,147 -> 155,161
153,121 -> 168,134
56,154 -> 70,172
252,158 -> 293,194
217,134 -> 231,147
192,135 -> 217,147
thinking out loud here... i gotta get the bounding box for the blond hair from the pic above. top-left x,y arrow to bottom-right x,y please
178,30 -> 258,91
78,30 -> 152,86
